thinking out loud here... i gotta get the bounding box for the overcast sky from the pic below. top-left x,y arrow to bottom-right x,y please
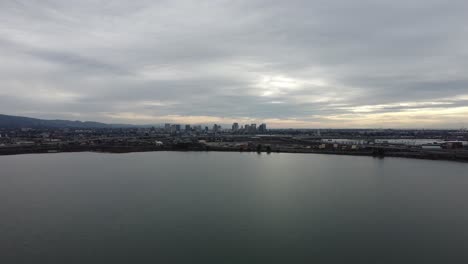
1,0 -> 467,128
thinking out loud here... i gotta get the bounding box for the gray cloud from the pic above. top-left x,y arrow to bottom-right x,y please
1,0 -> 468,128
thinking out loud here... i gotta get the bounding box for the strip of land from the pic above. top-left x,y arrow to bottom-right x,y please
1,134 -> 467,162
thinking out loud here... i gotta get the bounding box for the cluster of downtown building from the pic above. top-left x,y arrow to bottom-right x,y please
163,122 -> 267,135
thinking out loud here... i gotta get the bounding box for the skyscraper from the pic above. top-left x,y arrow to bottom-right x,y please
258,123 -> 267,133
170,124 -> 177,134
232,122 -> 239,132
250,124 -> 257,134
213,124 -> 221,132
164,123 -> 171,133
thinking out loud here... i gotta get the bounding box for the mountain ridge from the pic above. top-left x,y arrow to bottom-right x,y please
0,114 -> 132,128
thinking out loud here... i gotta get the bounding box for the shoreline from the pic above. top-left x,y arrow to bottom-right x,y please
1,145 -> 467,163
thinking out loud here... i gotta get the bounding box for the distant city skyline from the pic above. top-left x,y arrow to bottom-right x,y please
1,1 -> 468,129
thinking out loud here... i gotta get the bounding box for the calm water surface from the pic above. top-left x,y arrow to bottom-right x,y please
1,152 -> 468,263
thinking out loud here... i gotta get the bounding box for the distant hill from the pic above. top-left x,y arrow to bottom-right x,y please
0,114 -> 116,128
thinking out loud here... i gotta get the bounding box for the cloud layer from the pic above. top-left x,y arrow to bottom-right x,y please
1,0 -> 468,128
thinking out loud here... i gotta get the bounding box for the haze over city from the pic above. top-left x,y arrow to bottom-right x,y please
1,0 -> 467,128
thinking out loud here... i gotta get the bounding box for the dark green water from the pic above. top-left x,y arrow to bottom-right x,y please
1,152 -> 468,263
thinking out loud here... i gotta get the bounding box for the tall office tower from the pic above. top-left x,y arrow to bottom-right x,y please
250,124 -> 257,133
258,123 -> 267,133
